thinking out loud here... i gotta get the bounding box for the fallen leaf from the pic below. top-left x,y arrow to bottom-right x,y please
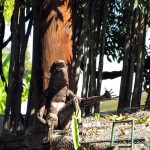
118,128 -> 128,137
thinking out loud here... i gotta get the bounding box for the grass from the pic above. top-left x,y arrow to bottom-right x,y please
100,91 -> 147,112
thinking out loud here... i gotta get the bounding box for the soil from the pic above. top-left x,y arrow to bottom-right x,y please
0,110 -> 150,150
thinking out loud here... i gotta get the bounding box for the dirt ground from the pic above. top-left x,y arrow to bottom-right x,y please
0,110 -> 150,150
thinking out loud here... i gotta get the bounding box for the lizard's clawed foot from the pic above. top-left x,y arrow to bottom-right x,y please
42,137 -> 50,144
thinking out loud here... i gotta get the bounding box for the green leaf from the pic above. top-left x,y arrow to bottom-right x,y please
133,0 -> 138,10
76,108 -> 81,119
72,116 -> 81,150
2,54 -> 10,67
145,137 -> 150,148
94,113 -> 100,119
3,0 -> 14,23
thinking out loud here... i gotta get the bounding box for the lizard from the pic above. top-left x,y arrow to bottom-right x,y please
37,60 -> 113,143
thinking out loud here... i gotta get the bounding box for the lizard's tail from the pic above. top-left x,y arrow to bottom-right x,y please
80,96 -> 111,107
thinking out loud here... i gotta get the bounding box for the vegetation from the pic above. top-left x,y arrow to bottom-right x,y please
72,109 -> 81,150
0,47 -> 31,114
145,137 -> 150,149
0,0 -> 150,133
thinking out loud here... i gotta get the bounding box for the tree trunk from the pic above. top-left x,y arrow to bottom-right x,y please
89,0 -> 96,98
3,0 -> 21,131
118,1 -> 134,111
30,0 -> 73,121
96,0 -> 109,113
41,0 -> 73,90
72,0 -> 84,94
3,0 -> 32,131
131,7 -> 146,108
81,5 -> 90,114
144,11 -> 150,110
13,0 -> 26,130
123,7 -> 139,108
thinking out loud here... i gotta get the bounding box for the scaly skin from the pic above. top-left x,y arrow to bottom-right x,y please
37,60 -> 113,143
37,60 -> 81,143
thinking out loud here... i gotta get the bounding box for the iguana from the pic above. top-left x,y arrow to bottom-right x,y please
37,60 -> 113,143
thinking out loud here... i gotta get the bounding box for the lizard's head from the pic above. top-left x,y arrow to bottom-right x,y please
50,60 -> 69,86
50,60 -> 67,73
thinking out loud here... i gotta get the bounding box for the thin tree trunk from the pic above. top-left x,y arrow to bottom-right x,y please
118,1 -> 134,111
93,0 -> 102,113
144,12 -> 150,110
13,0 -> 26,130
132,7 -> 145,108
123,7 -> 139,108
97,0 -> 109,95
3,0 -> 20,131
96,0 -> 109,113
81,1 -> 90,98
72,0 -> 83,94
3,0 -> 32,131
82,49 -> 89,98
89,0 -> 95,97
81,1 -> 91,115
31,1 -> 43,119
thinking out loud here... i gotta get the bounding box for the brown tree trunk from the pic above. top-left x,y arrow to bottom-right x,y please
31,0 -> 73,120
41,0 -> 73,90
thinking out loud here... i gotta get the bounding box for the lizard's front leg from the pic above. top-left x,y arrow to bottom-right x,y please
72,97 -> 82,124
43,101 -> 65,143
67,90 -> 82,124
43,112 -> 58,143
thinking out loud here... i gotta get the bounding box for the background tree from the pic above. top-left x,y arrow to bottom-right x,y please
118,0 -> 149,111
3,0 -> 32,131
72,0 -> 110,115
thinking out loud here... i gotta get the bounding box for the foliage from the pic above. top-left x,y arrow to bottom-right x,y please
145,137 -> 150,149
0,51 -> 9,114
0,49 -> 31,114
105,0 -> 126,63
72,109 -> 81,150
21,73 -> 31,103
94,112 -> 150,125
0,88 -> 6,114
21,50 -> 32,102
3,0 -> 14,23
105,0 -> 150,63
113,144 -> 119,150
